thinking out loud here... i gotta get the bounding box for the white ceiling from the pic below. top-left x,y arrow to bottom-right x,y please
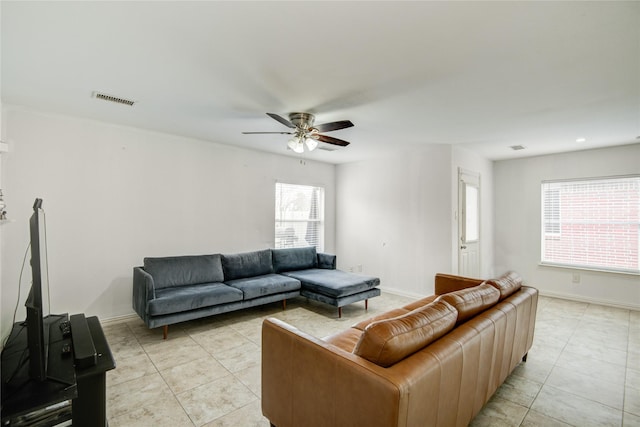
2,1 -> 639,164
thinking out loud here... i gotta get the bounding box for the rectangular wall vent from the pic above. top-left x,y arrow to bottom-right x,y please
92,91 -> 135,106
510,145 -> 526,151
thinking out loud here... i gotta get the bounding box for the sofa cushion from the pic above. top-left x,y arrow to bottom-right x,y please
352,308 -> 411,331
225,274 -> 301,300
271,247 -> 317,273
324,328 -> 363,353
317,253 -> 337,269
283,269 -> 380,298
221,249 -> 273,281
353,300 -> 457,367
436,283 -> 500,324
144,255 -> 224,290
487,271 -> 523,300
148,282 -> 243,316
401,295 -> 439,312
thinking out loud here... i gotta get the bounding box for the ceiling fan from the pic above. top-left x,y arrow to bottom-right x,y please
242,112 -> 353,153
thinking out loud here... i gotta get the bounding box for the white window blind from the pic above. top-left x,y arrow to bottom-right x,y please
541,175 -> 640,274
275,183 -> 324,251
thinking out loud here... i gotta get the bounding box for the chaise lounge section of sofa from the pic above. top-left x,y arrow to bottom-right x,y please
261,271 -> 537,427
132,247 -> 380,339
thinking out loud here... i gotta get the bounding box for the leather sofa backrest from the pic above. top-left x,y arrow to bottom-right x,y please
434,273 -> 484,295
221,249 -> 273,281
144,254 -> 224,289
353,300 -> 457,367
271,247 -> 318,273
436,282 -> 500,324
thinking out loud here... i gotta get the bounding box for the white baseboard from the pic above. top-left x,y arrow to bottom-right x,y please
99,313 -> 139,326
538,290 -> 640,311
378,286 -> 426,300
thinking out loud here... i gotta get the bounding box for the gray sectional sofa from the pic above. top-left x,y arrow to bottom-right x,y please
133,247 -> 380,338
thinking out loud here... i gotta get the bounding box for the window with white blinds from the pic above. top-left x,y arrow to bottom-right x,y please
541,175 -> 640,274
275,183 -> 324,251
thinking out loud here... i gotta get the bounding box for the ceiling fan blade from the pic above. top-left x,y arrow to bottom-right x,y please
313,120 -> 354,133
242,131 -> 294,134
316,134 -> 350,147
266,113 -> 296,128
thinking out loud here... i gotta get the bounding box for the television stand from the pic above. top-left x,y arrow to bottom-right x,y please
1,314 -> 115,426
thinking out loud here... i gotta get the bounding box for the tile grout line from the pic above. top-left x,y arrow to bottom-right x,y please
518,299 -> 592,427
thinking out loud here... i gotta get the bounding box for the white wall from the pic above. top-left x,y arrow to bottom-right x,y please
336,144 -> 495,298
0,106 -> 335,339
494,144 -> 640,309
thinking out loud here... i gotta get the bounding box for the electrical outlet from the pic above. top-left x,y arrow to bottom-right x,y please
349,267 -> 354,273
572,272 -> 580,284
357,265 -> 363,272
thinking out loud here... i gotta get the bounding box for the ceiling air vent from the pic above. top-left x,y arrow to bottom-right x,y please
92,91 -> 135,106
510,145 -> 526,151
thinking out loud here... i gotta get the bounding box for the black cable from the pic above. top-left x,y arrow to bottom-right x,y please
1,243 -> 31,349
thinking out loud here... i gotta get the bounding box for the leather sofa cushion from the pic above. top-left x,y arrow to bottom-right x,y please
436,283 -> 500,323
353,300 -> 457,367
401,295 -> 439,312
272,247 -> 317,273
323,328 -> 363,353
144,254 -> 224,289
487,271 -> 523,300
222,249 -> 273,281
352,308 -> 410,331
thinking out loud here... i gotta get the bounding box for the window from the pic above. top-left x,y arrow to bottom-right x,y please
275,183 -> 324,251
541,175 -> 640,274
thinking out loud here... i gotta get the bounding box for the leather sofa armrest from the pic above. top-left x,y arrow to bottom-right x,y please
133,267 -> 155,320
434,273 -> 484,295
317,252 -> 336,269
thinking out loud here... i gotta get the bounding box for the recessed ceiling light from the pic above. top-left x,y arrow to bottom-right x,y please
576,137 -> 586,143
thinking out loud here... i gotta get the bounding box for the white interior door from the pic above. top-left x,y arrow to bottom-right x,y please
458,169 -> 480,277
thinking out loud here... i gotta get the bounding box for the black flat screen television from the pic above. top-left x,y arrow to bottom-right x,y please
25,199 -> 60,381
25,198 -> 50,381
22,199 -> 74,386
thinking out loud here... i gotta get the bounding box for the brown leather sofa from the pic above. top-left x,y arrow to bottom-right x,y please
262,272 -> 538,427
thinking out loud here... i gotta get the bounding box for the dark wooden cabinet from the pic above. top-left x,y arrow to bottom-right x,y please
1,314 -> 115,426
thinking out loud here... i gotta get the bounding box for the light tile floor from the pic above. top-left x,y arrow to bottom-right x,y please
103,293 -> 640,427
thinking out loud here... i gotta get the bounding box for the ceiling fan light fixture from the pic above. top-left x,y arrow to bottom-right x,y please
244,112 -> 352,153
288,136 -> 304,153
305,137 -> 318,151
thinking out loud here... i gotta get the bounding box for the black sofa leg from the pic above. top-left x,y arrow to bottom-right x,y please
522,353 -> 528,362
338,307 -> 342,318
282,299 -> 286,310
163,325 -> 168,340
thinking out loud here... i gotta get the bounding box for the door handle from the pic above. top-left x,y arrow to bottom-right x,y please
460,245 -> 467,249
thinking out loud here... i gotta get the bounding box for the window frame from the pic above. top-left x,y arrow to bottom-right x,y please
540,174 -> 640,275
